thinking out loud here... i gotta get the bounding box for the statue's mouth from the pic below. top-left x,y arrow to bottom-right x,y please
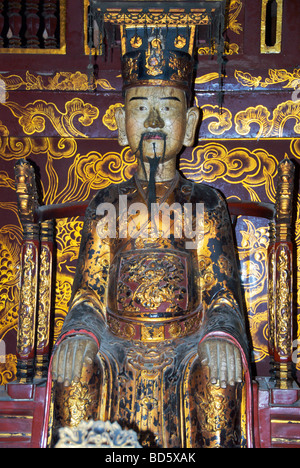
142,132 -> 165,141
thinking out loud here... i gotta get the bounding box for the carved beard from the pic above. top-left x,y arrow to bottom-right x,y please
136,132 -> 167,211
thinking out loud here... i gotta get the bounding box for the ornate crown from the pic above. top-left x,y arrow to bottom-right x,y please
88,0 -> 227,96
121,25 -> 195,94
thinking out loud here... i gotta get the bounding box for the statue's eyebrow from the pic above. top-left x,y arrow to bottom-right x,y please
129,96 -> 180,101
129,96 -> 148,101
160,97 -> 180,101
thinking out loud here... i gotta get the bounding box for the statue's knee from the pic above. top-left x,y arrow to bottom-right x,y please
187,357 -> 243,448
196,378 -> 243,448
53,355 -> 101,429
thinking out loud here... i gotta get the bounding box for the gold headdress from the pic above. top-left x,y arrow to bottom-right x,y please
88,0 -> 226,97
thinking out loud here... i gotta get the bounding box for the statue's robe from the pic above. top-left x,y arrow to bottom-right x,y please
47,173 -> 253,448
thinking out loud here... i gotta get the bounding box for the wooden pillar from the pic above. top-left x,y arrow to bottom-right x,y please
34,219 -> 54,380
267,220 -> 276,377
14,159 -> 40,383
273,157 -> 295,389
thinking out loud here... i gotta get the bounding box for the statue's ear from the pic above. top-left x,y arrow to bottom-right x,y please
183,107 -> 200,147
115,106 -> 129,146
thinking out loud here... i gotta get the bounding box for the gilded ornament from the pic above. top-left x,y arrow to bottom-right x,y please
0,225 -> 22,338
102,103 -> 124,132
275,157 -> 295,242
116,253 -> 187,314
200,104 -> 233,136
3,98 -> 99,138
193,369 -> 243,448
55,381 -> 94,428
198,41 -> 239,56
260,0 -> 283,54
123,323 -> 136,339
17,243 -> 38,357
0,355 -> 17,385
36,245 -> 52,352
181,143 -> 277,203
145,40 -> 165,77
235,101 -> 300,138
169,54 -> 191,82
234,68 -> 300,90
141,325 -> 164,342
218,255 -> 233,277
275,247 -> 292,357
168,321 -> 182,338
14,159 -> 39,227
0,71 -> 115,93
122,55 -> 140,83
227,0 -> 243,35
194,72 -> 220,85
174,35 -> 186,49
268,231 -> 276,355
95,9 -> 211,28
130,35 -> 143,49
196,383 -> 227,433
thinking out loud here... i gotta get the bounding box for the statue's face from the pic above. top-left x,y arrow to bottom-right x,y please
115,86 -> 199,163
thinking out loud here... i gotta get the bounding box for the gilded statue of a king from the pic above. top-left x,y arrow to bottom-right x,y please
49,26 -> 253,448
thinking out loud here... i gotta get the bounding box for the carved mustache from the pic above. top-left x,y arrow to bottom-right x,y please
141,131 -> 166,141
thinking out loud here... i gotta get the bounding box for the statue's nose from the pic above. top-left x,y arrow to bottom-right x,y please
144,107 -> 164,129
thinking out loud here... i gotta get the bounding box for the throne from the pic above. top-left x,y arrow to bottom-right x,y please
0,155 -> 298,448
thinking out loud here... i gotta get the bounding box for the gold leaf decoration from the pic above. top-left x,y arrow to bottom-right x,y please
3,98 -> 99,138
181,142 -> 277,202
102,103 -> 124,131
235,101 -> 300,138
235,68 -> 300,90
0,71 -> 115,92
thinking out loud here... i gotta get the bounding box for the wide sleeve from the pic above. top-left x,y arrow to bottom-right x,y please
196,186 -> 249,357
57,191 -> 111,347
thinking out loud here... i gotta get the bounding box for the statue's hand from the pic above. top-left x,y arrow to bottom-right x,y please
52,335 -> 98,386
198,339 -> 242,389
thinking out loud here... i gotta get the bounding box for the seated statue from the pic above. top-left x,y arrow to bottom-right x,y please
50,25 -> 253,448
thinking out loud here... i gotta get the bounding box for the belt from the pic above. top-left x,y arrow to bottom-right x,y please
106,306 -> 203,342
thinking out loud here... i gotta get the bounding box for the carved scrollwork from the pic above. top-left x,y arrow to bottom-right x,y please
275,245 -> 292,358
16,242 -> 38,363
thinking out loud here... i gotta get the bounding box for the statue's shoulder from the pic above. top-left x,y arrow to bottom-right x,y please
87,178 -> 135,214
180,176 -> 226,210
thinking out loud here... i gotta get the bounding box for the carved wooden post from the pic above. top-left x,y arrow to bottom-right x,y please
273,157 -> 295,389
42,0 -> 58,48
25,0 -> 41,48
34,219 -> 54,380
7,0 -> 22,48
267,220 -> 276,378
14,159 -> 40,383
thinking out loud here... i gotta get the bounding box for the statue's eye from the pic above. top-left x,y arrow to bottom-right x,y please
162,106 -> 170,112
139,106 -> 147,111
